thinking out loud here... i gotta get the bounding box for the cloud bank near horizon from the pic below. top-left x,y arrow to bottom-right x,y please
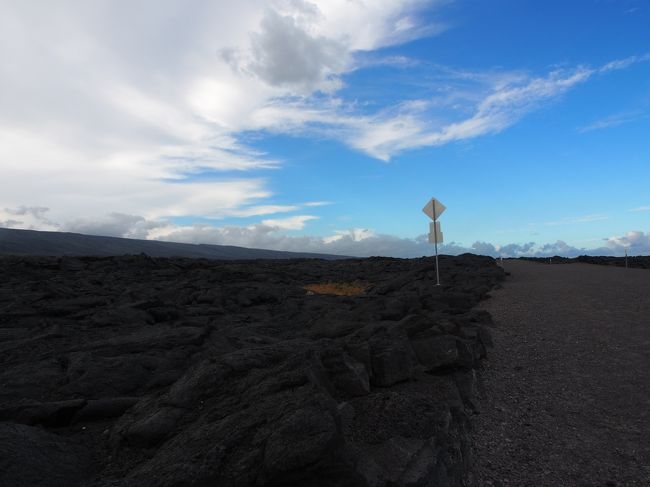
1,206 -> 646,259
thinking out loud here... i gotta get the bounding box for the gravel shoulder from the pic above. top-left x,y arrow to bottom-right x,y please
469,261 -> 650,487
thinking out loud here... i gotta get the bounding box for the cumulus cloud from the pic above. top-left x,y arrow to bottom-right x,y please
536,240 -> 588,257
153,224 -> 649,258
5,204 -> 646,258
0,219 -> 22,228
0,206 -> 59,231
324,228 -> 375,244
63,213 -> 169,239
5,206 -> 54,221
605,231 -> 650,253
156,223 -> 433,257
244,9 -> 349,92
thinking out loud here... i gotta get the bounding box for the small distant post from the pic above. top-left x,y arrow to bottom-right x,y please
625,248 -> 628,269
422,197 -> 446,286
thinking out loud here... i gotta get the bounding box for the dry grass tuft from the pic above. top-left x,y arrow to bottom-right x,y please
304,281 -> 366,296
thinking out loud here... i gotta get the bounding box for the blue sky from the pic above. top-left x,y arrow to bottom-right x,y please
1,0 -> 649,257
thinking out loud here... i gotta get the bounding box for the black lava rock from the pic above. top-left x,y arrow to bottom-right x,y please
0,253 -> 504,486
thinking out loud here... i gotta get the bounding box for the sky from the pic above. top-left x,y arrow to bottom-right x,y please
1,0 -> 649,258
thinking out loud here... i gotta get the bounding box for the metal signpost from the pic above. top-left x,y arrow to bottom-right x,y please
422,197 -> 446,286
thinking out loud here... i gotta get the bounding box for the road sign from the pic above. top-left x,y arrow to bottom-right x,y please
428,231 -> 443,244
428,221 -> 443,243
422,196 -> 446,286
422,198 -> 446,221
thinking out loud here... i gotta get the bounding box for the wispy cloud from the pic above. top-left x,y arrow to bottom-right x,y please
302,201 -> 333,207
517,213 -> 610,231
250,55 -> 650,161
579,110 -> 646,132
360,66 -> 593,159
351,54 -> 423,70
534,213 -> 610,227
628,205 -> 650,212
599,56 -> 639,72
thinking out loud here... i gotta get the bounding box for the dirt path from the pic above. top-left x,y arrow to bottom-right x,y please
469,261 -> 650,487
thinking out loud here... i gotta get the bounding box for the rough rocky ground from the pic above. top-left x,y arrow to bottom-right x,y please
0,253 -> 503,486
469,261 -> 650,487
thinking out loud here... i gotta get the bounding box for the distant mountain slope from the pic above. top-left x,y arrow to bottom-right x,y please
0,228 -> 349,260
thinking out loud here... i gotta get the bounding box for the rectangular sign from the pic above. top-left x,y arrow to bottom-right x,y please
428,231 -> 443,244
428,221 -> 443,243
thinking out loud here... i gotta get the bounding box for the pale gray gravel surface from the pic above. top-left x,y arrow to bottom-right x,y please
468,260 -> 650,487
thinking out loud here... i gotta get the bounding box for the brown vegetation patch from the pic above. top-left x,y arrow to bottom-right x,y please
304,281 -> 367,296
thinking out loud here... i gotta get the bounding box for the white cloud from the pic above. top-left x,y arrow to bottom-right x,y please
157,223 -> 430,257
0,206 -> 59,231
63,213 -> 169,239
303,201 -> 332,207
5,206 -> 54,221
246,64 -> 599,161
5,205 -> 647,258
2,1 -> 648,240
0,0 -> 449,226
323,228 -> 375,244
153,224 -> 648,258
629,206 -> 650,212
241,8 -> 349,92
605,230 -> 650,252
261,214 -> 318,230
600,56 -> 639,72
579,110 -> 646,133
228,205 -> 300,217
542,213 -> 610,226
349,66 -> 594,160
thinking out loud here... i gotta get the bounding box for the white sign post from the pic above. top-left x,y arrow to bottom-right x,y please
422,197 -> 446,286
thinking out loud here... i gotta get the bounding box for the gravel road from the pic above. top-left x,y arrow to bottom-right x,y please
468,260 -> 650,487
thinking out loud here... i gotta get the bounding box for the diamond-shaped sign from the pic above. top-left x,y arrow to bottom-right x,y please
422,198 -> 446,221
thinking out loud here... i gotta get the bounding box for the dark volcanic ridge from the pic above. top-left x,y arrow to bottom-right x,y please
0,227 -> 349,260
520,255 -> 650,269
0,253 -> 503,486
